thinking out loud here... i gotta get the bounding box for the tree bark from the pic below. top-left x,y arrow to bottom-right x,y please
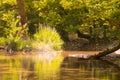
90,43 -> 120,59
16,0 -> 27,26
16,0 -> 28,40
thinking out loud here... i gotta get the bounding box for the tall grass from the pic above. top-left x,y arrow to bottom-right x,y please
33,27 -> 63,51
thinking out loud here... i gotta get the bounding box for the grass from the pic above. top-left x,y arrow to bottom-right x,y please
33,27 -> 64,51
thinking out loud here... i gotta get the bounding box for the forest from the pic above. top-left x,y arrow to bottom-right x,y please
0,0 -> 120,57
0,0 -> 120,80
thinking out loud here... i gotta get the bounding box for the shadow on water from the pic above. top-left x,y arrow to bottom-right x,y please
61,57 -> 120,80
0,52 -> 119,80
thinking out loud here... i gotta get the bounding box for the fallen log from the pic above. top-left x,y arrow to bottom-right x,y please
0,46 -> 5,50
89,43 -> 120,59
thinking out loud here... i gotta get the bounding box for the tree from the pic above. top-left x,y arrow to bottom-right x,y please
16,0 -> 27,25
16,0 -> 28,40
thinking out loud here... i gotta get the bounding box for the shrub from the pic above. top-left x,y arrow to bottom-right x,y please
0,37 -> 7,46
6,39 -> 33,52
33,27 -> 63,51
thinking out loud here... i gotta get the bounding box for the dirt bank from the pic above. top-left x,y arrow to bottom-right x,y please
63,38 -> 111,51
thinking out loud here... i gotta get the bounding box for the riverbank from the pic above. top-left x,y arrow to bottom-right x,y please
62,51 -> 120,59
63,38 -> 115,51
63,38 -> 120,59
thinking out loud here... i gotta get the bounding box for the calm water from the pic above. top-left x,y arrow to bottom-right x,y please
0,52 -> 120,80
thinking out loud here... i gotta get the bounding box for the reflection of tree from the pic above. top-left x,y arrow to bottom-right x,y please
61,58 -> 120,80
63,57 -> 120,70
1,58 -> 25,80
33,54 -> 63,80
99,59 -> 120,71
0,54 -> 63,80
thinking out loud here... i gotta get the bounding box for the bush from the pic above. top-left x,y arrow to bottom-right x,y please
6,39 -> 33,52
0,37 -> 7,46
33,27 -> 63,51
0,37 -> 27,51
1,26 -> 63,52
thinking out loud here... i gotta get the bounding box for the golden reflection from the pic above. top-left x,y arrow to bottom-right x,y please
0,52 -> 119,80
0,52 -> 64,80
33,52 -> 63,79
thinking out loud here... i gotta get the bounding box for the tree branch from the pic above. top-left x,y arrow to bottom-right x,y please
90,43 -> 120,59
76,30 -> 91,40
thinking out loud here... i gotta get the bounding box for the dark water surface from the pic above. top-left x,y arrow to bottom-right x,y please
0,52 -> 120,80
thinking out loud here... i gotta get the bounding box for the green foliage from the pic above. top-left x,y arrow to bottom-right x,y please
1,0 -> 16,6
65,25 -> 79,33
0,37 -> 7,46
0,10 -> 28,51
0,3 -> 18,37
33,27 -> 63,51
0,0 -> 120,52
107,26 -> 120,40
3,16 -> 28,51
7,40 -> 31,51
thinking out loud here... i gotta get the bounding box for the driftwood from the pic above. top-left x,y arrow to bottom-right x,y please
0,46 -> 6,50
89,43 -> 120,59
64,42 -> 120,60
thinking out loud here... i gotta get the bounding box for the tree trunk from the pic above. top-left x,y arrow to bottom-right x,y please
16,0 -> 28,40
90,43 -> 120,59
16,0 -> 27,25
103,26 -> 107,39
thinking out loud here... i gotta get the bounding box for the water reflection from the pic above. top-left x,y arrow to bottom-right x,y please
61,57 -> 120,80
0,52 -> 63,80
0,52 -> 119,80
33,52 -> 63,80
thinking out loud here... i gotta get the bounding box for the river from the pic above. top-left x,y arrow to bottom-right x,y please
0,51 -> 119,80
